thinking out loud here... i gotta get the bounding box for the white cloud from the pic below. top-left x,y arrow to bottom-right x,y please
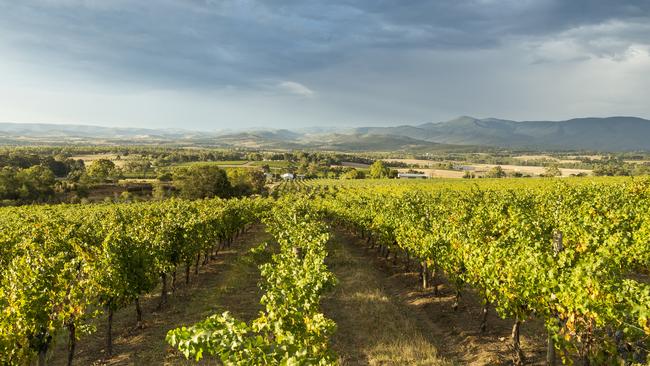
277,81 -> 315,97
523,19 -> 650,63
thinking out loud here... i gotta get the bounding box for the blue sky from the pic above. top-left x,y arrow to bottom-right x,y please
0,0 -> 649,130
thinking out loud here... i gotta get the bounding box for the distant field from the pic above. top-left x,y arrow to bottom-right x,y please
249,160 -> 290,168
118,178 -> 159,184
512,154 -> 556,160
175,160 -> 290,168
340,161 -> 370,168
174,160 -> 249,167
383,158 -> 592,177
171,160 -> 291,172
470,163 -> 591,176
396,168 -> 465,178
624,160 -> 650,164
212,160 -> 249,165
70,155 -> 294,173
566,155 -> 603,160
382,158 -> 435,166
512,155 -> 581,164
121,171 -> 151,179
70,153 -> 132,167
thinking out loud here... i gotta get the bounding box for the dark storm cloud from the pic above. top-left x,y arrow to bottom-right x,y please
1,0 -> 648,90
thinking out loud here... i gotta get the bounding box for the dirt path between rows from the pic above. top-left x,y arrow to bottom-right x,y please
50,224 -> 271,366
323,227 -> 546,366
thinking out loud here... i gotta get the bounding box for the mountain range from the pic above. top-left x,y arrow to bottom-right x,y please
1,116 -> 649,151
347,116 -> 650,151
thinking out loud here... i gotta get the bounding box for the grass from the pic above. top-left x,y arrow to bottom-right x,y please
324,227 -> 547,366
323,228 -> 453,366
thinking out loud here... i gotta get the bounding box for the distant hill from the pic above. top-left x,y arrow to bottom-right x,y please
0,122 -> 196,139
209,130 -> 462,152
352,116 -> 650,151
304,133 -> 459,152
1,116 -> 650,151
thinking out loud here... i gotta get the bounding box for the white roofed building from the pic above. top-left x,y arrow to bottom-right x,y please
397,173 -> 428,179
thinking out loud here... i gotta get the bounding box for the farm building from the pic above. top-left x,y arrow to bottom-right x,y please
397,173 -> 428,179
281,173 -> 295,180
453,165 -> 475,171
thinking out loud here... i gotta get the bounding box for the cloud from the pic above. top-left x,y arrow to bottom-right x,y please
0,0 -> 649,128
523,19 -> 650,63
277,81 -> 315,97
1,0 -> 648,90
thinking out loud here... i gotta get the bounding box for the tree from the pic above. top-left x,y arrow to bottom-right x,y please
86,159 -> 121,183
245,152 -> 263,161
632,163 -> 650,176
124,159 -> 152,178
369,161 -> 391,179
43,157 -> 68,177
173,165 -> 231,199
544,164 -> 562,177
462,171 -> 475,179
227,169 -> 266,196
157,171 -> 173,182
484,165 -> 506,178
0,167 -> 19,200
119,191 -> 132,202
341,168 -> 365,179
152,182 -> 168,200
15,165 -> 56,201
593,163 -> 631,176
